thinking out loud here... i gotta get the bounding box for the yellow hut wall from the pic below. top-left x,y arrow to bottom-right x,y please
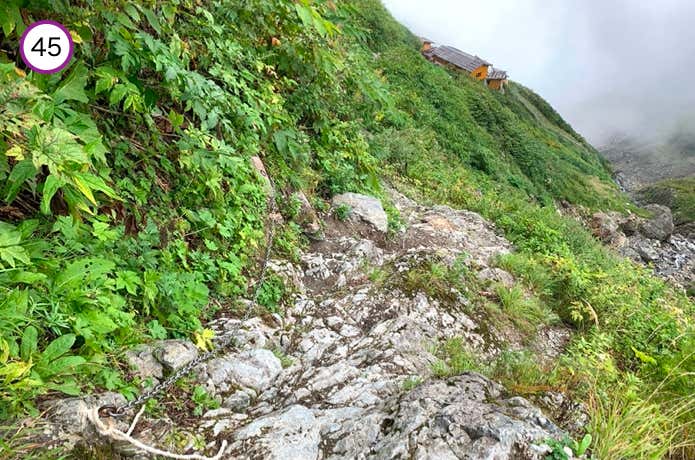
488,79 -> 506,90
472,65 -> 488,80
428,57 -> 489,81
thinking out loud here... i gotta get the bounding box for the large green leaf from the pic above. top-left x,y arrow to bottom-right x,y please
38,334 -> 76,364
0,225 -> 30,268
40,356 -> 86,377
72,171 -> 117,200
48,379 -> 82,396
40,174 -> 64,215
20,326 -> 38,362
0,1 -> 24,37
3,159 -> 37,203
28,125 -> 88,174
53,64 -> 89,105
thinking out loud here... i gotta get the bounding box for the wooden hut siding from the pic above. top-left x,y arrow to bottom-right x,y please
488,79 -> 504,90
486,68 -> 508,91
420,37 -> 434,52
426,45 -> 491,80
472,65 -> 489,80
423,44 -> 508,88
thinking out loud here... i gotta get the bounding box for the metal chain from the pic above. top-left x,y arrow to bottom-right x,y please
101,182 -> 279,418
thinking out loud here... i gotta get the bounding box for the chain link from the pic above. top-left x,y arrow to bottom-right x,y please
103,178 -> 280,418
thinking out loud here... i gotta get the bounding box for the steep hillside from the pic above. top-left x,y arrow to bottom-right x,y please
0,1 -> 692,459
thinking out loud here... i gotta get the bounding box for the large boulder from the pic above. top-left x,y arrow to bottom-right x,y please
201,348 -> 282,393
590,212 -> 620,242
619,214 -> 641,236
152,339 -> 199,372
124,344 -> 164,381
639,204 -> 674,241
332,193 -> 388,233
589,211 -> 628,248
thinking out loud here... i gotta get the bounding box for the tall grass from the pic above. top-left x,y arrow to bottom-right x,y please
589,393 -> 694,459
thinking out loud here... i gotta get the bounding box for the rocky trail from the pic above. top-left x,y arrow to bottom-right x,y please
586,204 -> 694,292
36,188 -> 592,460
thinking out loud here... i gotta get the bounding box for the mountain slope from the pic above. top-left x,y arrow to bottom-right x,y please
0,1 -> 692,458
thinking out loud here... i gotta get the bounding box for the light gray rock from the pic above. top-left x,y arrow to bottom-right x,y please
152,339 -> 198,372
229,405 -> 321,460
332,192 -> 388,233
323,373 -> 560,460
124,344 -> 163,381
298,328 -> 342,362
639,204 -> 674,241
636,240 -> 660,262
205,349 -> 282,393
477,267 -> 515,288
619,245 -> 642,262
223,391 -> 252,413
46,392 -> 127,437
41,187 -> 579,459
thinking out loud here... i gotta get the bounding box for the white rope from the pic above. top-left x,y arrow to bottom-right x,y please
87,407 -> 228,460
126,404 -> 146,436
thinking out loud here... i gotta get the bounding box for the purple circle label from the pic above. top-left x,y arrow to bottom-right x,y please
19,20 -> 74,74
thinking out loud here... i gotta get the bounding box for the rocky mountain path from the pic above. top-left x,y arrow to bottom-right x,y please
42,188 -> 580,459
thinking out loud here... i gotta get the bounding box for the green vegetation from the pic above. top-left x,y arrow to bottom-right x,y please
334,203 -> 352,221
0,0 -> 692,457
401,376 -> 423,391
349,1 -> 692,456
256,274 -> 286,314
491,349 -> 549,391
272,347 -> 294,369
0,0 -> 379,419
190,385 -> 219,417
400,255 -> 470,304
638,176 -> 695,227
495,284 -> 557,334
546,434 -> 592,460
431,337 -> 481,378
588,393 -> 690,459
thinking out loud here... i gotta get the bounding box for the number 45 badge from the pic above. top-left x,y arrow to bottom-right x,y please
20,20 -> 74,74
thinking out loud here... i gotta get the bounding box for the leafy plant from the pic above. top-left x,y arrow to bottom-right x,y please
191,385 -> 219,417
495,284 -> 556,333
334,204 -> 352,221
545,434 -> 592,460
256,275 -> 286,314
0,331 -> 85,417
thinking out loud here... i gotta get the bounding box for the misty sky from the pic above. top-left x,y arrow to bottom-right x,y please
381,0 -> 695,144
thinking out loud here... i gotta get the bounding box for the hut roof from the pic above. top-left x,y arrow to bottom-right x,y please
428,46 -> 491,72
487,68 -> 508,80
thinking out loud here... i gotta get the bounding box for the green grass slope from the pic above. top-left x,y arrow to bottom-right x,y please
638,177 -> 695,227
0,1 -> 692,458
